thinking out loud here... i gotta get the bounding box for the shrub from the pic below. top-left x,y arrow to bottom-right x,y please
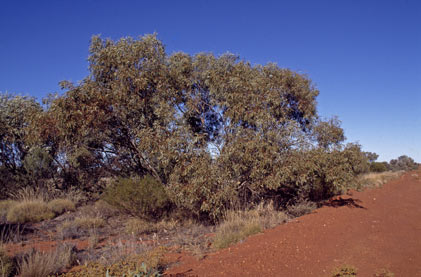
0,245 -> 14,277
47,199 -> 76,215
102,176 -> 171,221
370,162 -> 389,173
17,244 -> 75,277
6,200 -> 54,224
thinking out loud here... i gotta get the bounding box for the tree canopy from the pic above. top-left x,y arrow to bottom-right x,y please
2,34 -> 416,220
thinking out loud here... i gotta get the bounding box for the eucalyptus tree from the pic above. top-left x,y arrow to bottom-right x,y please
40,34 -> 368,219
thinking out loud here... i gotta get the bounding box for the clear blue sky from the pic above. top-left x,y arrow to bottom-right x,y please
1,0 -> 420,162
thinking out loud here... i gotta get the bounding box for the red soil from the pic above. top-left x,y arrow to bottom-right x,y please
165,169 -> 421,276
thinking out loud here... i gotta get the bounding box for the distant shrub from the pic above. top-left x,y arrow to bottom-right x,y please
389,155 -> 418,171
6,200 -> 54,224
102,176 -> 171,220
48,199 -> 75,215
370,162 -> 389,173
0,245 -> 14,277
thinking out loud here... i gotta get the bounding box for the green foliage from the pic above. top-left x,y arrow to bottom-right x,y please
1,35 -> 385,222
0,93 -> 43,197
370,162 -> 389,173
102,176 -> 171,220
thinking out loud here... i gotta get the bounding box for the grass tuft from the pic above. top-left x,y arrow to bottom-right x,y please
213,202 -> 288,250
18,244 -> 75,277
48,198 -> 76,215
6,200 -> 54,224
0,200 -> 18,222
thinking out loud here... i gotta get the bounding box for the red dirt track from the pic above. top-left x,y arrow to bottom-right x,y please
165,169 -> 421,276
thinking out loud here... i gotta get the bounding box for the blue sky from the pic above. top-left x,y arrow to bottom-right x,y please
1,0 -> 420,162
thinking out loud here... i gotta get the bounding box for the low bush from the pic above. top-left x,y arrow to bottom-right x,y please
6,200 -> 54,224
48,199 -> 76,215
17,244 -> 75,277
102,176 -> 172,221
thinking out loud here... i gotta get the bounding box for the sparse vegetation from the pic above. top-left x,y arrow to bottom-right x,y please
125,218 -> 158,236
286,200 -> 317,217
331,264 -> 357,277
212,203 -> 289,249
358,171 -> 404,189
374,268 -> 395,277
17,244 -> 75,277
0,245 -> 13,277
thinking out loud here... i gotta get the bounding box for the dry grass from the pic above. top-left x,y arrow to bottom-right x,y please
213,202 -> 289,249
359,171 -> 404,189
48,198 -> 76,215
8,186 -> 49,202
6,199 -> 54,224
0,245 -> 13,277
125,217 -> 179,237
125,218 -> 158,236
18,244 -> 75,277
0,200 -> 17,221
286,200 -> 317,218
73,216 -> 106,229
57,216 -> 105,240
